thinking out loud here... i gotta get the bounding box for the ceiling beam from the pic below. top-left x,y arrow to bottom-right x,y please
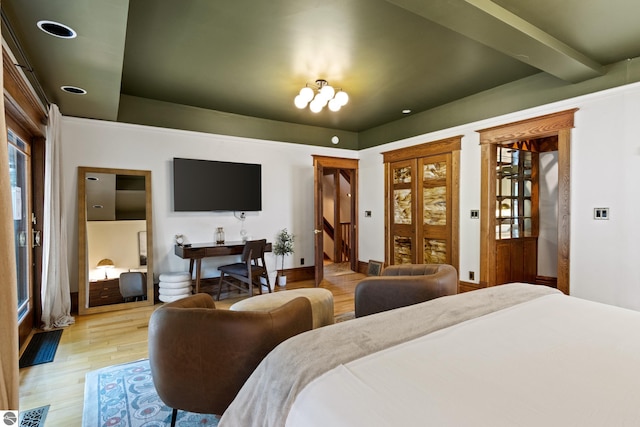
386,0 -> 604,83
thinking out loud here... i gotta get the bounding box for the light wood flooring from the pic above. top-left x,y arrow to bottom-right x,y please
18,263 -> 364,426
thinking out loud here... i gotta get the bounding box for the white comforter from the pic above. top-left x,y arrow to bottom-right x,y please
287,293 -> 640,426
220,283 -> 559,426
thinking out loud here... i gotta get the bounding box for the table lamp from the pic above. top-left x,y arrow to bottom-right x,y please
97,258 -> 115,279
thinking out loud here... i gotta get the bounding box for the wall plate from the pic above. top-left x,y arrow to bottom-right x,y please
594,207 -> 609,220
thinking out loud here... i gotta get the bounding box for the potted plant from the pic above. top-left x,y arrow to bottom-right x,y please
273,228 -> 294,286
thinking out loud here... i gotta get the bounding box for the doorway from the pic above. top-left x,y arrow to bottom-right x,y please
478,109 -> 576,294
6,119 -> 43,347
313,156 -> 359,286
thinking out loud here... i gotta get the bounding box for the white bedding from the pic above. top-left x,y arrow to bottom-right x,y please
286,294 -> 640,426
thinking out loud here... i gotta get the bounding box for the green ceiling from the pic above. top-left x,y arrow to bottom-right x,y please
3,0 -> 640,149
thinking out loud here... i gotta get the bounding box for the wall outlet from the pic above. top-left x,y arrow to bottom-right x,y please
365,210 -> 372,217
300,258 -> 304,265
470,210 -> 479,219
469,271 -> 475,281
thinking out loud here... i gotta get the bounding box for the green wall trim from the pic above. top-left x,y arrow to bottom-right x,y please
117,57 -> 640,151
117,94 -> 359,150
359,57 -> 640,149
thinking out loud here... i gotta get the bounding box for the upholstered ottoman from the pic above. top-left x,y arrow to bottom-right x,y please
158,272 -> 192,303
230,288 -> 334,328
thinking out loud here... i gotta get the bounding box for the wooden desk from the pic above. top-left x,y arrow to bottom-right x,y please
89,278 -> 125,307
174,241 -> 272,293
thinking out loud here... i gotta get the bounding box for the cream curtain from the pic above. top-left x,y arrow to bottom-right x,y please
41,104 -> 74,329
0,19 -> 20,408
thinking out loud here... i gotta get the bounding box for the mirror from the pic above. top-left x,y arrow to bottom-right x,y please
78,167 -> 153,314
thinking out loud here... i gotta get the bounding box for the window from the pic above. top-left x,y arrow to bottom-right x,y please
7,129 -> 31,320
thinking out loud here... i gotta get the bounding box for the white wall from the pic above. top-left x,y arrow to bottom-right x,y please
62,81 -> 640,311
357,81 -> 640,311
61,118 -> 357,292
538,152 -> 558,277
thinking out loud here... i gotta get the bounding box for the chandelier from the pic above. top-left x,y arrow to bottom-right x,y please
294,79 -> 349,113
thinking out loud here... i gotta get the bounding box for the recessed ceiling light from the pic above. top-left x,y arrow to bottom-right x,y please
331,136 -> 340,145
402,109 -> 412,114
61,86 -> 87,95
37,20 -> 77,39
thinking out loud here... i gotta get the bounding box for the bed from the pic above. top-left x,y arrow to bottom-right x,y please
219,283 -> 640,426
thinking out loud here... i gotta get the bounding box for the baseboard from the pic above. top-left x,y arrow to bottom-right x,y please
458,281 -> 484,293
535,275 -> 558,288
357,260 -> 369,275
283,266 -> 315,282
71,291 -> 79,314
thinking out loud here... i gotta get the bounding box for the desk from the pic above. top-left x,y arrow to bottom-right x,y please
174,241 -> 272,293
89,278 -> 124,307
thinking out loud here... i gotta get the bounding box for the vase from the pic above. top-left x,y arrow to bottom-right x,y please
277,275 -> 287,287
215,227 -> 225,244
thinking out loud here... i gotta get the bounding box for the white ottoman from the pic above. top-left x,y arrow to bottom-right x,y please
158,272 -> 192,302
230,288 -> 334,329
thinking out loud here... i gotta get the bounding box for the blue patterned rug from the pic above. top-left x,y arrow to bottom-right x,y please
83,359 -> 219,426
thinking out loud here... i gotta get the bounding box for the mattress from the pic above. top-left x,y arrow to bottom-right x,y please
286,293 -> 640,426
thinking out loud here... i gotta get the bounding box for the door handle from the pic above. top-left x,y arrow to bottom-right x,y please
313,229 -> 322,234
33,230 -> 41,247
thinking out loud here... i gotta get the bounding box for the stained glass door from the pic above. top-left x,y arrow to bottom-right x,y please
384,136 -> 460,269
419,154 -> 451,264
388,154 -> 452,265
389,159 -> 415,264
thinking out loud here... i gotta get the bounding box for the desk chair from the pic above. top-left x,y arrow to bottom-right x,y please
119,272 -> 147,302
216,239 -> 271,300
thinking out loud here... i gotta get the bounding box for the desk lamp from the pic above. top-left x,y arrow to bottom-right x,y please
97,258 -> 115,279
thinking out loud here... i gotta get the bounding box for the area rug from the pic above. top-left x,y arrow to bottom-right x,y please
19,405 -> 49,427
83,359 -> 219,427
19,329 -> 63,368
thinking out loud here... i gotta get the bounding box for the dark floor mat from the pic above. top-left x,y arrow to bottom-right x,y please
19,329 -> 63,368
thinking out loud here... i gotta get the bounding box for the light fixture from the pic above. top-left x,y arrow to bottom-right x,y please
295,79 -> 349,113
97,258 -> 114,279
61,85 -> 87,95
37,20 -> 77,39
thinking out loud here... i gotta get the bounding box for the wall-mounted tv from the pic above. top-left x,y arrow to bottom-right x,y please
173,158 -> 262,212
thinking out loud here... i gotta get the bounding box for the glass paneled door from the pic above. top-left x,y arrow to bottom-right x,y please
7,129 -> 32,320
390,159 -> 414,264
420,154 -> 451,264
388,153 -> 453,265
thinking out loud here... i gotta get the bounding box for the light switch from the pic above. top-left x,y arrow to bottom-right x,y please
594,207 -> 610,220
470,210 -> 479,219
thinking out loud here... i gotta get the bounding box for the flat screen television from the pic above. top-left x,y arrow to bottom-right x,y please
173,158 -> 262,212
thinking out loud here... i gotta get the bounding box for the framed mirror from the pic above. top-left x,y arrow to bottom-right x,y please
78,167 -> 153,315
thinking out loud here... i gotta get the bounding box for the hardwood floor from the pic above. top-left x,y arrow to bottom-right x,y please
18,263 -> 364,426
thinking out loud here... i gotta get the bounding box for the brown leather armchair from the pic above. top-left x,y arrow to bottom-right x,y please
355,264 -> 458,318
148,293 -> 312,426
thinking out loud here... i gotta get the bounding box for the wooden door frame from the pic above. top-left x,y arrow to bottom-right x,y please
4,47 -> 47,345
312,156 -> 359,286
478,109 -> 577,294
